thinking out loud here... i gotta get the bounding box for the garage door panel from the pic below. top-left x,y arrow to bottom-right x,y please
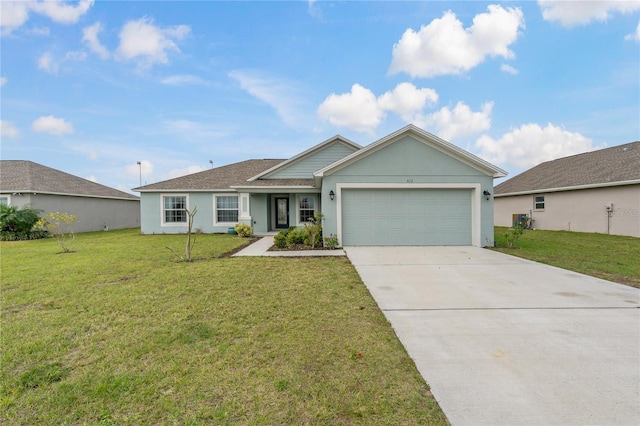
342,188 -> 472,246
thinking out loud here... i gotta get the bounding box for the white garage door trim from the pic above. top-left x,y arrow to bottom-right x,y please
336,183 -> 482,247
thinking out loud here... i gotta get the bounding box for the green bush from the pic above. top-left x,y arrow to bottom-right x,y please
323,234 -> 340,249
286,227 -> 306,246
274,229 -> 289,248
303,213 -> 323,248
0,205 -> 42,234
234,223 -> 253,238
0,230 -> 49,241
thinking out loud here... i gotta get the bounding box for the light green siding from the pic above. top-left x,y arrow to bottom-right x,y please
331,136 -> 485,178
268,142 -> 358,179
320,135 -> 496,246
140,192 -> 233,234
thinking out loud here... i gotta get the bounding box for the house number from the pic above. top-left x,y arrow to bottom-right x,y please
406,178 -> 414,183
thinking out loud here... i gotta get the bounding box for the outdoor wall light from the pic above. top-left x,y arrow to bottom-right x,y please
329,190 -> 335,201
483,190 -> 491,201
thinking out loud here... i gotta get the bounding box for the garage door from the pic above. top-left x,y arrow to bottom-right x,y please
341,188 -> 472,246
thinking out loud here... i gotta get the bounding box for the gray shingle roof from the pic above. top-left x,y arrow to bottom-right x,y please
134,159 -> 314,191
0,160 -> 139,200
495,141 -> 640,195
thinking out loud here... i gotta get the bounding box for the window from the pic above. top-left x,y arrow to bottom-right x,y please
0,196 -> 9,206
215,195 -> 239,223
534,195 -> 545,210
298,195 -> 315,222
163,195 -> 187,224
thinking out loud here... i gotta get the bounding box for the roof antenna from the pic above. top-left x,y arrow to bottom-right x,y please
209,160 -> 213,169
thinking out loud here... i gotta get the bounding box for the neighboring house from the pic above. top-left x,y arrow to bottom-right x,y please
494,142 -> 640,238
0,160 -> 140,233
135,125 -> 506,247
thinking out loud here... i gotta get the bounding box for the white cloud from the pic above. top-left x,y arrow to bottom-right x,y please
37,50 -> 86,74
166,165 -> 207,179
160,74 -> 208,86
500,64 -> 519,75
1,120 -> 20,139
31,115 -> 74,135
0,77 -> 7,86
318,82 -> 443,134
64,50 -> 87,61
389,5 -> 524,78
539,0 -> 640,27
474,123 -> 596,169
625,21 -> 640,41
29,0 -> 94,24
308,0 -> 322,19
1,1 -> 31,35
38,52 -> 57,74
27,26 -> 50,36
86,175 -> 97,183
83,22 -> 110,59
423,101 -> 493,140
1,0 -> 94,35
115,17 -> 190,70
229,69 -> 308,128
317,84 -> 385,133
378,82 -> 439,123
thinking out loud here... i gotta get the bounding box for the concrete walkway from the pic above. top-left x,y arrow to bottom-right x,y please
232,235 -> 345,257
345,246 -> 640,426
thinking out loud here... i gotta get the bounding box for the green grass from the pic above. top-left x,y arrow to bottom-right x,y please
493,227 -> 640,288
1,229 -> 446,425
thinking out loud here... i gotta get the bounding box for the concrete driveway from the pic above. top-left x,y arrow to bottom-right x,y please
345,246 -> 640,426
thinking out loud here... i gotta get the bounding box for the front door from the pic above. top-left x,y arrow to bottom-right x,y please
275,197 -> 289,229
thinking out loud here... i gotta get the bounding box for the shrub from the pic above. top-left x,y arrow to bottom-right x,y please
40,212 -> 77,253
0,230 -> 49,241
0,205 -> 42,234
274,229 -> 289,248
234,223 -> 253,238
303,213 -> 323,248
323,234 -> 340,249
504,215 -> 529,248
286,227 -> 306,246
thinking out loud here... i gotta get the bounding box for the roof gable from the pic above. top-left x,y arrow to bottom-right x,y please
249,135 -> 361,180
495,141 -> 640,195
314,125 -> 507,183
0,160 -> 139,200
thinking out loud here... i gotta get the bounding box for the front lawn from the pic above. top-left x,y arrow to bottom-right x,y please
493,227 -> 640,288
1,229 -> 446,425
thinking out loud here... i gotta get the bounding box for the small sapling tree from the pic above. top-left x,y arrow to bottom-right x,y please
166,207 -> 198,262
41,212 -> 77,252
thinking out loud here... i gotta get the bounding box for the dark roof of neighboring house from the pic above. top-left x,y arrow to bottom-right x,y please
495,141 -> 640,195
134,159 -> 315,191
0,160 -> 139,200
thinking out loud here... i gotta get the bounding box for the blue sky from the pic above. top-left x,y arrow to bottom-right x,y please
1,1 -> 639,193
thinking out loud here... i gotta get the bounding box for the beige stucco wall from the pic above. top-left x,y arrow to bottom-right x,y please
494,184 -> 640,237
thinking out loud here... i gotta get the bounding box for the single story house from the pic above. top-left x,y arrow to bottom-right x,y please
135,125 -> 507,246
0,160 -> 140,233
494,141 -> 640,237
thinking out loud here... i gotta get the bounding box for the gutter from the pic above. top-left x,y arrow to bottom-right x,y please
494,179 -> 640,197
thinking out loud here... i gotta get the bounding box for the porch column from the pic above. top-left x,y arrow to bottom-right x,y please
239,192 -> 251,221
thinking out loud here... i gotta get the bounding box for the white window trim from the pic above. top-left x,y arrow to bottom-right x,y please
161,194 -> 189,227
534,195 -> 545,211
213,194 -> 240,226
0,195 -> 10,206
335,183 -> 482,247
296,194 -> 317,225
